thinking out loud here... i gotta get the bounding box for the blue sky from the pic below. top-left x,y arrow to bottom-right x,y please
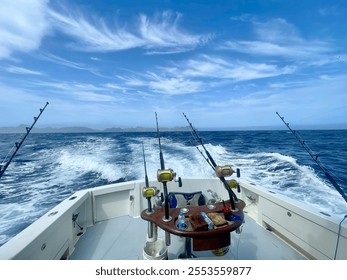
1,0 -> 346,129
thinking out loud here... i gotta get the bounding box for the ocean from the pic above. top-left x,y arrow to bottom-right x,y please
0,130 -> 347,246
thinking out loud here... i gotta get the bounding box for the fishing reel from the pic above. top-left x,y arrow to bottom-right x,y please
157,168 -> 176,183
143,186 -> 159,199
226,179 -> 240,193
227,179 -> 238,189
215,165 -> 234,178
143,187 -> 159,215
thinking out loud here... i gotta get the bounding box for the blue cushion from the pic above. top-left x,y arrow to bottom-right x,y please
168,191 -> 205,208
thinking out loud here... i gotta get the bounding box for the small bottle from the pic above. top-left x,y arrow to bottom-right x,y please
223,200 -> 232,221
177,210 -> 187,229
200,211 -> 214,230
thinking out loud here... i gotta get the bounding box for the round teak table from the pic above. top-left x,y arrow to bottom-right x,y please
141,199 -> 245,253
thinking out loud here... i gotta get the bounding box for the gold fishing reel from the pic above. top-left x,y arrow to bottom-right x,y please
226,179 -> 239,189
215,165 -> 234,178
143,187 -> 159,198
157,168 -> 176,182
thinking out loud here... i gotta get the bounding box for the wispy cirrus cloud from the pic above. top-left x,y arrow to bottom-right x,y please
38,52 -> 89,70
117,72 -> 193,95
31,80 -> 105,92
0,0 -> 49,60
48,8 -> 143,52
49,7 -> 209,53
208,74 -> 347,123
222,17 -> 335,64
73,91 -> 117,102
36,52 -> 113,78
222,40 -> 331,60
116,54 -> 295,95
180,55 -> 296,81
319,5 -> 346,16
0,1 -> 209,60
139,11 -> 209,53
29,80 -> 119,102
146,72 -> 204,94
117,73 -> 204,95
5,65 -> 44,76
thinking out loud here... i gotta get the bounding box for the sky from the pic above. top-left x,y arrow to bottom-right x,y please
0,0 -> 346,129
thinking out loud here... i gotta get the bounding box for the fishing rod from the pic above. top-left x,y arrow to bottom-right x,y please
182,113 -> 239,211
156,112 -> 165,171
142,143 -> 150,189
141,142 -> 159,239
142,142 -> 159,213
0,102 -> 49,179
155,112 -> 175,221
188,136 -> 214,170
276,112 -> 347,204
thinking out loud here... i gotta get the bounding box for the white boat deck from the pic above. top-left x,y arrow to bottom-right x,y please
1,178 -> 344,260
69,214 -> 305,260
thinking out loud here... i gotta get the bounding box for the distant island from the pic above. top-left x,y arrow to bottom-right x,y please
0,125 -> 191,134
0,123 -> 346,134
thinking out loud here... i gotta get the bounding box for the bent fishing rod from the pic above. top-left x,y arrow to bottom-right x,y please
276,112 -> 347,204
0,102 -> 49,179
183,113 -> 239,211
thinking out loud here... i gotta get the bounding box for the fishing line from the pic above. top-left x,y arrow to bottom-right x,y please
1,133 -> 24,165
317,167 -> 345,190
234,224 -> 243,260
276,112 -> 347,204
183,112 -> 239,209
0,102 -> 49,179
284,129 -> 346,192
334,214 -> 347,260
188,139 -> 214,170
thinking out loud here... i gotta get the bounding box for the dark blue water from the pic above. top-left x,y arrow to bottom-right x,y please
0,130 -> 346,246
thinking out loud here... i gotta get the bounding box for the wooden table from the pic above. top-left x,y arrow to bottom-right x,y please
141,200 -> 245,252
